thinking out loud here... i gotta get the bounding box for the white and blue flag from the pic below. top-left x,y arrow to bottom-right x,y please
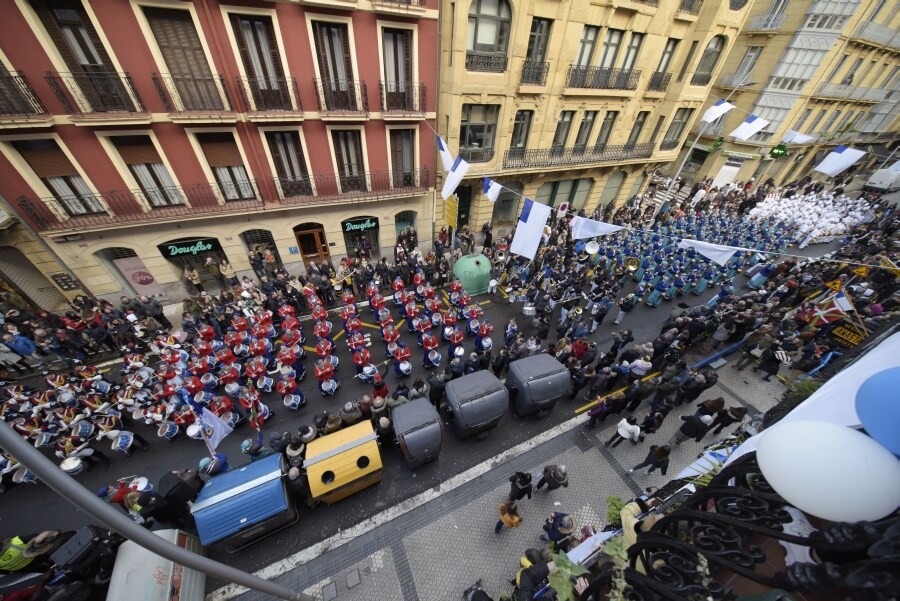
510,198 -> 551,260
199,407 -> 233,451
441,155 -> 470,199
436,135 -> 454,173
814,146 -> 866,177
701,99 -> 735,123
729,115 -> 770,141
483,177 -> 502,202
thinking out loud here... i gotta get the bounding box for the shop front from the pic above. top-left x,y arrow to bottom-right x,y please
342,216 -> 380,259
156,237 -> 226,288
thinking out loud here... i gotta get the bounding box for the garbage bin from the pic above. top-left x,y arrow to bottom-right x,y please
452,254 -> 492,295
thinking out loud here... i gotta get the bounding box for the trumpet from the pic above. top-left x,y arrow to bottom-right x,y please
625,257 -> 640,272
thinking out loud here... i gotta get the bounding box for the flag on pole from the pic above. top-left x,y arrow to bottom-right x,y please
483,177 -> 502,202
814,146 -> 866,177
834,289 -> 854,312
436,135 -> 454,173
889,160 -> 900,173
510,198 -> 551,260
729,115 -> 770,141
783,130 -> 817,144
199,408 -> 233,451
441,155 -> 470,200
569,216 -> 623,240
807,296 -> 846,327
677,239 -> 740,266
701,100 -> 735,123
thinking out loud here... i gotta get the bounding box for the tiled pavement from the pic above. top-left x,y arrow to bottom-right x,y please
223,352 -> 786,601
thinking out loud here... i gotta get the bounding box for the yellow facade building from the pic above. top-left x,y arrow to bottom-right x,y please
674,0 -> 899,187
437,0 -> 753,235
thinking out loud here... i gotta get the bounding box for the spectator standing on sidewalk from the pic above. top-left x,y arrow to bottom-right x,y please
495,500 -> 522,533
630,445 -> 671,475
508,471 -> 533,502
670,414 -> 713,445
535,464 -> 568,492
139,295 -> 171,330
710,406 -> 748,434
541,512 -> 575,552
605,415 -> 641,448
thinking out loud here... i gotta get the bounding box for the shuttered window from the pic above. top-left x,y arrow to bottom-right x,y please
144,7 -> 222,111
389,129 -> 415,187
230,14 -> 284,87
266,130 -> 312,197
382,29 -> 411,84
196,132 -> 253,201
111,136 -> 182,207
331,130 -> 366,192
12,138 -> 104,216
313,22 -> 354,84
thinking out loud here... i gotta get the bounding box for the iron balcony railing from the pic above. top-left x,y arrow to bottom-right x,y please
0,72 -> 48,117
503,143 -> 654,168
647,71 -> 672,92
566,65 -> 641,90
816,83 -> 888,102
746,13 -> 786,31
729,0 -> 748,9
465,54 -> 507,73
458,147 -> 495,163
17,181 -> 262,233
690,72 -> 713,86
237,76 -> 301,112
520,61 -> 550,85
273,168 -> 430,204
379,82 -> 426,114
659,139 -> 682,151
152,73 -> 232,113
314,79 -> 368,114
45,70 -> 145,115
677,0 -> 702,14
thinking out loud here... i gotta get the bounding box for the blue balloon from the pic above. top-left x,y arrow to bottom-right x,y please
855,367 -> 900,456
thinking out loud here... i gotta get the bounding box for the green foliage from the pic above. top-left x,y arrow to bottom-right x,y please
686,452 -> 729,488
606,495 -> 626,523
783,378 -> 823,404
548,552 -> 589,601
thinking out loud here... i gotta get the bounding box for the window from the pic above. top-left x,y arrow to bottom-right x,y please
748,105 -> 788,143
656,38 -> 679,73
869,0 -> 886,20
230,14 -> 288,109
576,26 -> 599,66
525,18 -> 552,62
460,104 -> 499,161
649,115 -> 666,143
766,0 -> 789,17
313,22 -> 356,110
836,111 -> 854,132
466,0 -> 511,71
331,130 -> 366,192
769,47 -> 828,90
621,33 -> 643,71
808,109 -> 827,133
691,36 -> 726,85
794,108 -> 813,132
111,135 -> 182,207
509,110 -> 532,157
804,13 -> 849,29
827,54 -> 848,83
821,110 -> 841,133
551,111 -> 574,151
626,111 -> 649,147
599,172 -> 626,207
594,111 -> 618,149
661,107 -> 694,149
389,129 -> 416,187
599,29 -> 623,69
13,139 -> 104,216
573,111 -> 597,151
382,28 -> 413,110
145,8 -> 223,111
266,131 -> 311,196
491,182 -> 522,225
735,47 -> 763,80
195,132 -> 254,200
535,179 -> 593,210
842,58 -> 863,85
676,40 -> 698,82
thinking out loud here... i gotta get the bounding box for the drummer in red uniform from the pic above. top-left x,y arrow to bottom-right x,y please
366,280 -> 380,301
450,278 -> 463,293
341,286 -> 355,305
315,336 -> 333,359
391,275 -> 405,293
370,291 -> 386,316
345,315 -> 363,340
476,318 -> 494,348
314,358 -> 337,395
415,313 -> 431,345
310,302 -> 328,322
353,346 -> 372,375
382,324 -> 400,356
404,300 -> 420,332
448,326 -> 465,360
392,342 -> 411,377
347,330 -> 366,352
377,306 -> 394,333
313,319 -> 333,342
421,330 -> 438,357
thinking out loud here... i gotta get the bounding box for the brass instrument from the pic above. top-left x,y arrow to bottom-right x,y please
493,250 -> 507,269
625,257 -> 640,272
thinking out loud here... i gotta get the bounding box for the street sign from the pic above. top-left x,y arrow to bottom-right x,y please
445,194 -> 459,229
851,266 -> 868,277
824,279 -> 842,292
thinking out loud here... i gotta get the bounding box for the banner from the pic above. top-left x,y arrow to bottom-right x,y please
441,155 -> 470,200
112,256 -> 164,297
569,216 -> 623,240
729,115 -> 770,141
814,146 -> 866,177
510,199 -> 551,260
701,100 -> 735,123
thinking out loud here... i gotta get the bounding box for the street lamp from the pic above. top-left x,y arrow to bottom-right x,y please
666,77 -> 758,192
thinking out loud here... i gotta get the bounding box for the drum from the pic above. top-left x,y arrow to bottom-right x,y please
362,365 -> 377,380
481,337 -> 493,350
585,241 -> 600,255
256,376 -> 274,393
200,373 -> 218,390
522,305 -> 536,318
322,379 -> 338,395
157,421 -> 178,440
431,313 -> 443,327
399,361 -> 412,375
328,355 -> 340,369
72,421 -> 95,439
223,411 -> 241,429
57,391 -> 76,407
194,391 -> 215,405
186,424 -> 206,440
112,431 -> 135,451
224,382 -> 241,397
453,346 -> 465,358
280,365 -> 296,378
93,380 -> 112,395
468,318 -> 480,334
283,394 -> 305,410
58,458 -> 83,477
416,285 -> 425,298
387,342 -> 399,356
428,350 -> 442,366
334,282 -> 343,293
33,432 -> 54,448
442,326 -> 454,340
131,476 -> 152,493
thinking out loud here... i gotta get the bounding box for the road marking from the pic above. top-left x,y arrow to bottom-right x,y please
360,322 -> 381,330
207,407 -> 591,601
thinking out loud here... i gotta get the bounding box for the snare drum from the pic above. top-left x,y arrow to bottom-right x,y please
224,382 -> 241,397
522,305 -> 536,318
427,349 -> 442,366
59,458 -> 83,476
112,431 -> 135,451
322,379 -> 338,395
33,432 -> 55,448
442,326 -> 454,340
328,355 -> 340,369
186,424 -> 205,440
194,391 -> 215,405
200,373 -> 218,390
387,342 -> 399,356
453,346 -> 465,358
362,364 -> 377,380
283,393 -> 305,410
72,421 -> 95,439
256,376 -> 274,393
468,318 -> 480,333
157,421 -> 179,440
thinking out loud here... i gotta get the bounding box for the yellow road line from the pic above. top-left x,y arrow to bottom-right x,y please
333,329 -> 346,341
360,322 -> 381,330
574,371 -> 661,414
478,300 -> 492,306
303,345 -> 316,353
396,319 -> 406,330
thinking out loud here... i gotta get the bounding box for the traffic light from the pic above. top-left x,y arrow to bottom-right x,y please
769,144 -> 788,159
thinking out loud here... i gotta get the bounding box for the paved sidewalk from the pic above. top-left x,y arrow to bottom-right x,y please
215,358 -> 784,601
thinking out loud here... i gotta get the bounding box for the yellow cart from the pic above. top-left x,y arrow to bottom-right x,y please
304,421 -> 382,505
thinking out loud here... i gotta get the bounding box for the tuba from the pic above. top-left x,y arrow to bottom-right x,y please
625,257 -> 640,272
493,250 -> 506,269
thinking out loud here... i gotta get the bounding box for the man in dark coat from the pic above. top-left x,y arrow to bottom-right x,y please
670,414 -> 713,445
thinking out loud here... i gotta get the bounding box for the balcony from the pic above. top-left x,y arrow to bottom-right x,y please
503,143 -> 654,169
690,72 -> 712,86
465,54 -> 507,73
646,71 -> 671,92
717,72 -> 753,88
274,169 -> 430,205
458,147 -> 495,163
566,66 -> 641,91
852,22 -> 900,50
0,72 -> 50,125
816,83 -> 888,102
152,73 -> 233,119
746,13 -> 785,31
237,76 -> 302,115
659,139 -> 682,151
728,0 -> 748,9
372,0 -> 427,14
17,181 -> 263,234
378,82 -> 426,116
45,71 -> 146,117
520,61 -> 550,86
314,79 -> 369,116
676,0 -> 702,15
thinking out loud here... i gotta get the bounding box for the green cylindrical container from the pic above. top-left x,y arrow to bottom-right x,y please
452,254 -> 492,295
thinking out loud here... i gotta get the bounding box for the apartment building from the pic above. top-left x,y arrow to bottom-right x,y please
436,0 -> 751,234
676,0 -> 899,187
0,0 -> 437,307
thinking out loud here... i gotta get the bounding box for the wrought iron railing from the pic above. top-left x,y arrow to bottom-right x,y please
660,139 -> 683,151
520,61 -> 550,85
274,169 -> 430,205
0,73 -> 48,117
566,65 -> 641,90
690,72 -> 712,86
747,13 -> 786,30
152,73 -> 232,113
458,147 -> 495,163
237,76 -> 301,112
503,142 -> 654,168
45,70 -> 145,115
646,71 -> 671,92
314,79 -> 368,114
728,0 -> 748,9
465,54 -> 507,73
379,82 -> 426,114
816,83 -> 888,102
17,181 -> 262,233
677,0 -> 703,14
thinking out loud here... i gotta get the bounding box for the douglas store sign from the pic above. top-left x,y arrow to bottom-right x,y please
158,237 -> 224,259
343,217 -> 378,233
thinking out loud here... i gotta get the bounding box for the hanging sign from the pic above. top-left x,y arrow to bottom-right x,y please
824,279 -> 842,292
851,266 -> 868,277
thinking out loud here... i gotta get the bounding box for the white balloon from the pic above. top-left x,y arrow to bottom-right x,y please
757,420 -> 900,522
